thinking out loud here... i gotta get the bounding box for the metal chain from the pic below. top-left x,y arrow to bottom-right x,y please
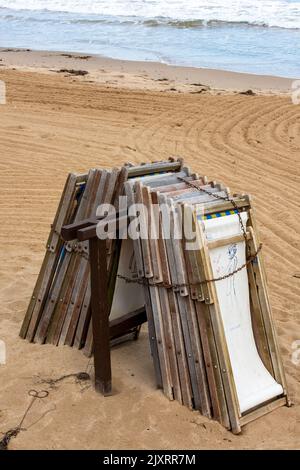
117,177 -> 263,289
117,245 -> 262,289
177,176 -> 248,244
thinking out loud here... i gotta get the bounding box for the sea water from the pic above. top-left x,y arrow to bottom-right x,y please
0,0 -> 299,78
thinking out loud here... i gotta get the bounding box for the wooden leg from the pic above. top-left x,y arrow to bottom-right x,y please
89,237 -> 112,396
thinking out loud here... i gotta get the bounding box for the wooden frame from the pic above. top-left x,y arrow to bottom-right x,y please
188,200 -> 290,433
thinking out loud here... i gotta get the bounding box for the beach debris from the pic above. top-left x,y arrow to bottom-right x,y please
0,427 -> 21,451
1,48 -> 31,53
240,89 -> 256,96
0,390 -> 49,451
20,158 -> 290,434
190,83 -> 210,94
190,89 -> 206,94
60,53 -> 91,60
36,372 -> 90,389
56,69 -> 89,76
293,273 -> 300,279
191,83 -> 207,87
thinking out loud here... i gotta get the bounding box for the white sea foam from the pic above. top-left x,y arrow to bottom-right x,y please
1,0 -> 300,30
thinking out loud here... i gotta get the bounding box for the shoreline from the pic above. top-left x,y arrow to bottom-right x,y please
0,47 -> 296,94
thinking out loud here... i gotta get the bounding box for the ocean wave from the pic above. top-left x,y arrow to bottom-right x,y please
1,0 -> 300,30
0,10 -> 299,31
142,18 -> 272,29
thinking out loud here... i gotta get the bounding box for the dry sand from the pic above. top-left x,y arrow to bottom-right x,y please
0,51 -> 299,450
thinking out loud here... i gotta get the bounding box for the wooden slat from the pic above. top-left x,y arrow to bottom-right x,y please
248,221 -> 289,398
20,249 -> 57,339
59,256 -> 89,346
131,180 -> 173,398
181,206 -> 228,423
58,169 -> 104,345
151,192 -> 172,287
127,159 -> 182,178
21,173 -> 79,339
240,396 -> 287,427
148,285 -> 174,400
44,252 -> 79,344
208,232 -> 251,250
34,170 -> 98,343
124,181 -> 145,278
48,173 -> 81,252
142,286 -> 163,389
158,288 -> 183,404
109,308 -> 147,339
167,290 -> 193,409
142,185 -> 163,283
73,280 -> 91,349
247,261 -> 274,375
135,182 -> 154,279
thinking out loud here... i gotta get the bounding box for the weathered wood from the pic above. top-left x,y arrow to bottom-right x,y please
58,169 -> 104,345
158,288 -> 182,404
151,192 -> 172,288
89,237 -> 112,395
167,290 -> 193,409
208,232 -> 251,250
20,249 -> 57,339
182,206 -> 229,424
247,221 -> 289,401
194,301 -> 230,428
159,193 -> 180,293
127,159 -> 182,178
247,261 -> 274,375
240,397 -> 287,427
132,181 -> 173,397
47,173 -> 82,252
46,253 -> 80,345
22,173 -> 80,340
135,182 -> 154,279
33,170 -> 97,343
73,280 -> 91,349
153,176 -> 205,193
109,308 -> 147,339
142,185 -> 163,284
59,256 -> 89,346
61,218 -> 97,242
148,285 -> 174,400
124,181 -> 145,278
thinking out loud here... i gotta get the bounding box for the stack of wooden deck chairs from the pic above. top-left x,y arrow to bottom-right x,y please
20,158 -> 289,433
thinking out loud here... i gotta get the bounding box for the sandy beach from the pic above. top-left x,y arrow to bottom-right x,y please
0,48 -> 296,93
0,49 -> 299,450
